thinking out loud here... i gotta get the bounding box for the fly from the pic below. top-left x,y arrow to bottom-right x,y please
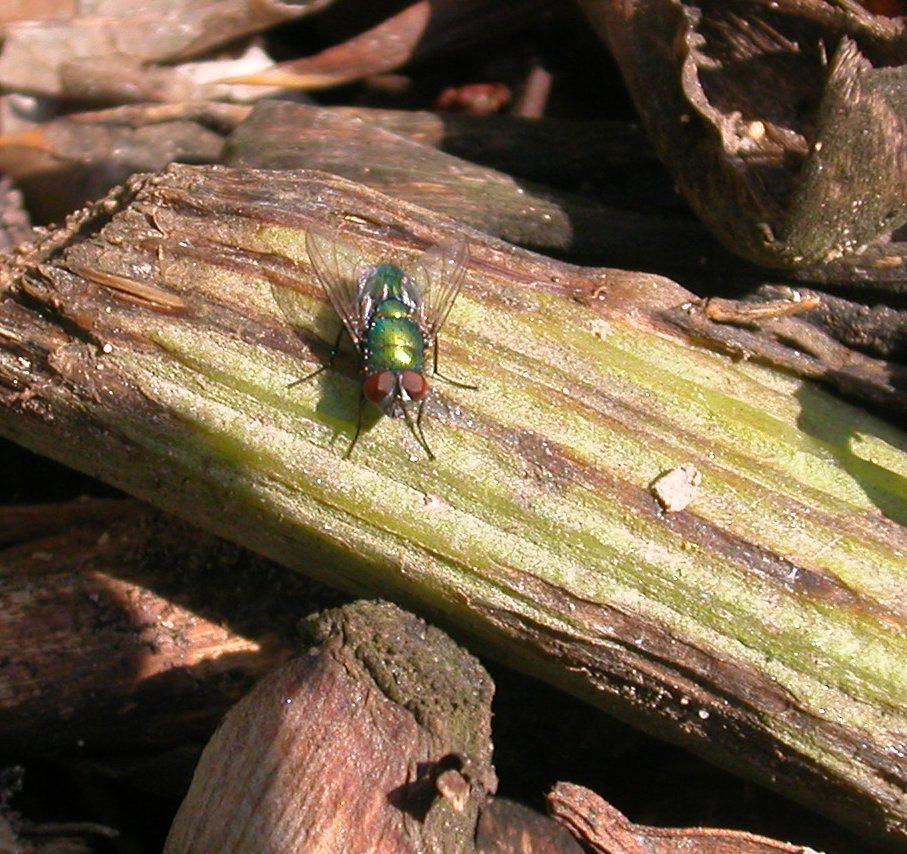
280,227 -> 474,459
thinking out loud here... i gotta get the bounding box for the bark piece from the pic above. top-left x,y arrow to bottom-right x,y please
0,165 -> 904,847
288,106 -> 658,188
0,0 -> 322,98
548,782 -> 818,854
224,99 -> 727,266
477,798 -> 585,853
0,499 -> 332,753
661,294 -> 907,417
0,108 -> 230,222
164,600 -> 497,853
756,284 -> 907,361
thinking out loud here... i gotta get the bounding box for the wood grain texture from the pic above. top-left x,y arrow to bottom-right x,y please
164,601 -> 496,853
0,164 -> 903,847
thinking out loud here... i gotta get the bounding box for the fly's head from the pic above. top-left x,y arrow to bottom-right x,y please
363,370 -> 429,416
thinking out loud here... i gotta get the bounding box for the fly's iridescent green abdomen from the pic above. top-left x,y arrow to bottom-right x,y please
364,300 -> 426,377
284,230 -> 474,459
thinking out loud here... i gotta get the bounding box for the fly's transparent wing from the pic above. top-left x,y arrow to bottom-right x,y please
270,275 -> 314,335
414,237 -> 469,344
304,227 -> 370,344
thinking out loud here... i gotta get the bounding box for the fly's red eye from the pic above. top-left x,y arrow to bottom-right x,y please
363,371 -> 395,405
400,370 -> 428,400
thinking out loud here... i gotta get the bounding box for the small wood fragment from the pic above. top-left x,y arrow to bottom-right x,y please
547,782 -> 818,854
164,601 -> 497,853
651,463 -> 702,512
705,295 -> 822,324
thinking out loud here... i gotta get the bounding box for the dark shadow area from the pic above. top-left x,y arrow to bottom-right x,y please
795,382 -> 907,526
0,438 -> 124,505
487,662 -> 888,854
387,754 -> 464,821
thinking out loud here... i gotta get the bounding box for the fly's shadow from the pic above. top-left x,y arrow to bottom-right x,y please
271,286 -> 383,452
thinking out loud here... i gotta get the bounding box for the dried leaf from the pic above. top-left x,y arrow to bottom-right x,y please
579,1 -> 907,276
0,0 -> 322,98
226,0 -> 551,90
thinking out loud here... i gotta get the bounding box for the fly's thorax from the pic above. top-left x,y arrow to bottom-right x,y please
360,264 -> 421,312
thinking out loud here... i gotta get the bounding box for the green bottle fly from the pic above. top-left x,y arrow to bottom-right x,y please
286,229 -> 473,459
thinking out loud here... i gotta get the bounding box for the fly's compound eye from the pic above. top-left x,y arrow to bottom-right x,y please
363,371 -> 396,406
400,370 -> 429,401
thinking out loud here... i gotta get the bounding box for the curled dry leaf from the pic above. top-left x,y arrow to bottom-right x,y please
228,1 -> 434,90
579,1 -> 907,275
227,0 -> 551,91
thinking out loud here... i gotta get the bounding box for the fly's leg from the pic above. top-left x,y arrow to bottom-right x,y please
431,338 -> 477,390
404,400 -> 436,460
288,327 -> 344,388
343,389 -> 366,459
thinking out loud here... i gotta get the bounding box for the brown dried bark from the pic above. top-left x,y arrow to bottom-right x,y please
0,165 -> 903,848
548,782 -> 814,854
224,99 -> 731,268
579,1 -> 907,282
164,601 -> 497,853
0,499 -> 328,754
